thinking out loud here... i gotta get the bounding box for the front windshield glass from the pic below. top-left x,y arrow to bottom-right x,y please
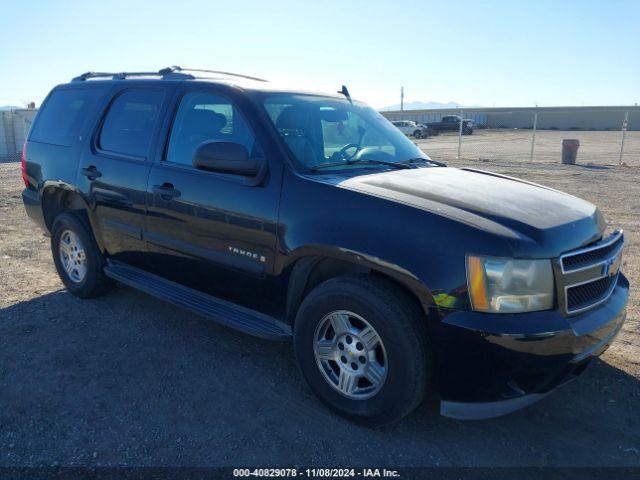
262,94 -> 430,171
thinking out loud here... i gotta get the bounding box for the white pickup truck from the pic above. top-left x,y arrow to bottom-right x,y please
391,120 -> 430,138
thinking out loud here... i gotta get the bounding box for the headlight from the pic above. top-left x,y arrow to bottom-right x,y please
466,255 -> 554,313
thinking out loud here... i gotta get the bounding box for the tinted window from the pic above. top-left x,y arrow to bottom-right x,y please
166,92 -> 256,167
30,88 -> 101,146
99,89 -> 164,157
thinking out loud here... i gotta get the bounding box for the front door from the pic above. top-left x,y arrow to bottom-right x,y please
144,86 -> 282,312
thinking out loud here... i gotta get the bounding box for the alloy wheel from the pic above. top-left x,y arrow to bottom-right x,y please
313,310 -> 388,400
58,229 -> 87,283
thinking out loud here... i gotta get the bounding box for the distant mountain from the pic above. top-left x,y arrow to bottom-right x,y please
379,101 -> 484,111
0,105 -> 21,111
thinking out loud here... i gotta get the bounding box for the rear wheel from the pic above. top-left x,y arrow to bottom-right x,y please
413,130 -> 422,139
51,212 -> 112,298
294,275 -> 431,426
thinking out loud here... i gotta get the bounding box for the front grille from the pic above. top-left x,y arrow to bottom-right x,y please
561,233 -> 623,272
567,276 -> 617,311
558,231 -> 623,315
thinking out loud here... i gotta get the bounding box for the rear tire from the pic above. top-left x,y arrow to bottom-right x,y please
413,130 -> 422,139
294,275 -> 431,426
51,212 -> 112,298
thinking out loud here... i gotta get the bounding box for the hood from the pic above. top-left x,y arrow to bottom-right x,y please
336,167 -> 604,256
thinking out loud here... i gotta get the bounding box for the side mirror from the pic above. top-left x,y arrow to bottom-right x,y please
192,141 -> 260,176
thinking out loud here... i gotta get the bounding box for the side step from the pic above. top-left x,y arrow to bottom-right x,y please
104,261 -> 292,341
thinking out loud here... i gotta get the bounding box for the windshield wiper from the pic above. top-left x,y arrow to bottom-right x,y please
400,157 -> 447,167
310,159 -> 414,172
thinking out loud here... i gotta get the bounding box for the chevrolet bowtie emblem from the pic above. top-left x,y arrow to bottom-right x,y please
602,253 -> 622,277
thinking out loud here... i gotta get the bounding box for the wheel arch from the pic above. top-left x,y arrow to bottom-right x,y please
282,247 -> 437,326
40,184 -> 105,251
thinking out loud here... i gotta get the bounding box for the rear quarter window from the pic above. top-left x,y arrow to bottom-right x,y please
29,88 -> 102,146
98,89 -> 164,158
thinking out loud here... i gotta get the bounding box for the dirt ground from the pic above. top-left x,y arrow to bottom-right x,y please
420,129 -> 640,167
0,152 -> 639,467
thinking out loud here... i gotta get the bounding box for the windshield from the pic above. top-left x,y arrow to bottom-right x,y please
262,94 -> 430,171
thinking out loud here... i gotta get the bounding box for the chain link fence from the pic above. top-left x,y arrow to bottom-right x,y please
384,107 -> 639,167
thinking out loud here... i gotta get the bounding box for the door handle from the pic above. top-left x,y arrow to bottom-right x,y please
153,183 -> 181,201
81,165 -> 102,180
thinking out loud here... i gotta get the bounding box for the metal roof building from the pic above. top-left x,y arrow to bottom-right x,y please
381,105 -> 639,131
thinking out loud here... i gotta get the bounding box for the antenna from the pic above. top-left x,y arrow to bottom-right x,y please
338,85 -> 352,104
400,86 -> 404,111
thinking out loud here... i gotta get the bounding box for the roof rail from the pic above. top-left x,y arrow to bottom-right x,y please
71,69 -> 194,82
71,66 -> 268,83
163,66 -> 268,82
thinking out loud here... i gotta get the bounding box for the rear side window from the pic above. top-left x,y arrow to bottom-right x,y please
99,89 -> 164,158
30,88 -> 100,146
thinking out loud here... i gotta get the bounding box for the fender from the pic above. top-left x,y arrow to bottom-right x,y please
279,244 -> 437,322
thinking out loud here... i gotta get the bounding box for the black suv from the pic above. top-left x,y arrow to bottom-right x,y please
21,67 -> 628,425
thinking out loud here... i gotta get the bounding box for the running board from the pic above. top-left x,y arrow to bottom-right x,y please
104,261 -> 292,341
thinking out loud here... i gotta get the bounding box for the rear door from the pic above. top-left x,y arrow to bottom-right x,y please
143,85 -> 281,307
78,85 -> 174,264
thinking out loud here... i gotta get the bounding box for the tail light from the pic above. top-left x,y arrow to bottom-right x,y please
20,142 -> 28,188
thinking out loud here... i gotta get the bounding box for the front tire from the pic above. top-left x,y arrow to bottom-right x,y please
294,275 -> 431,426
413,130 -> 422,139
51,212 -> 112,298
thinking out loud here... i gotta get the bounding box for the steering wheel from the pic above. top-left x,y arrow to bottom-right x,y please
334,143 -> 360,161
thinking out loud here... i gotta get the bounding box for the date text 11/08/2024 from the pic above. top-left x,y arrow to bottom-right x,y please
232,468 -> 401,477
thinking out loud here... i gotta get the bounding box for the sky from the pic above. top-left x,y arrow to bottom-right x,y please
1,0 -> 638,109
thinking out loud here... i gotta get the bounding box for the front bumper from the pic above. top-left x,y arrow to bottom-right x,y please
434,274 -> 629,420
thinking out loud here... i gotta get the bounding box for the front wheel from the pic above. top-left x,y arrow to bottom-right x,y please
294,275 -> 431,426
413,130 -> 422,139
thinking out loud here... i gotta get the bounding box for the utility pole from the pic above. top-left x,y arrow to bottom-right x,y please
400,87 -> 404,112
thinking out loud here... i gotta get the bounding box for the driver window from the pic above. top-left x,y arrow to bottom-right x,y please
166,92 -> 256,166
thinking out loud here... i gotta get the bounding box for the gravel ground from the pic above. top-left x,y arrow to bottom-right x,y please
1,154 -> 639,468
422,129 -> 640,167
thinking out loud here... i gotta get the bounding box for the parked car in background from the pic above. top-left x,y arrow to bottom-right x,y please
417,123 -> 434,137
391,120 -> 430,138
426,115 -> 474,135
